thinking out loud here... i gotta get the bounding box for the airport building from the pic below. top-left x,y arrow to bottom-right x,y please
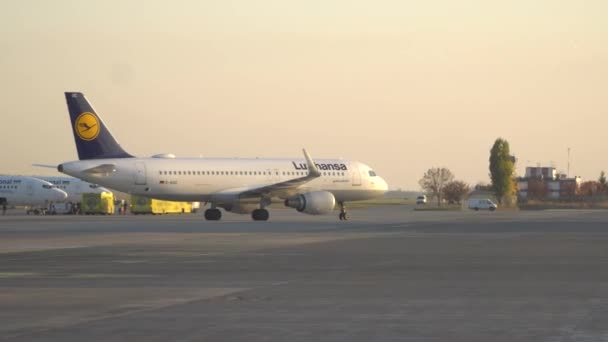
517,166 -> 581,200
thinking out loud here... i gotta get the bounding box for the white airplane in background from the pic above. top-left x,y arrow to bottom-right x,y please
34,176 -> 111,203
0,176 -> 67,212
58,92 -> 388,221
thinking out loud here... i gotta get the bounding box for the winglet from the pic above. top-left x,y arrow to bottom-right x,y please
303,149 -> 321,177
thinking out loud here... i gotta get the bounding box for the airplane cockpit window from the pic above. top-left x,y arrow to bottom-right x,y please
368,170 -> 377,177
42,184 -> 52,189
89,184 -> 99,189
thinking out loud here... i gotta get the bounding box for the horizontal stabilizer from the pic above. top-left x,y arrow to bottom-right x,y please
82,164 -> 116,176
32,163 -> 58,169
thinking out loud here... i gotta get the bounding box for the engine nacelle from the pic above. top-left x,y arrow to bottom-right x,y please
284,191 -> 336,215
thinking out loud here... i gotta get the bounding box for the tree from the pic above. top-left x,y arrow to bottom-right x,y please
579,181 -> 601,199
527,179 -> 549,201
489,138 -> 515,204
599,171 -> 607,194
443,180 -> 470,204
419,167 -> 454,207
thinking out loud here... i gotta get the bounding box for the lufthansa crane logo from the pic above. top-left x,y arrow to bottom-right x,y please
75,112 -> 100,141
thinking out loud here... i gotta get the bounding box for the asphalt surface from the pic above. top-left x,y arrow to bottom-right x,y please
1,207 -> 608,341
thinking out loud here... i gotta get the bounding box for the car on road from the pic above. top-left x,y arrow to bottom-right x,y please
416,195 -> 427,205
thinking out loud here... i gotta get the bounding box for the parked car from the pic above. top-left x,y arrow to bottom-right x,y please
416,195 -> 427,205
468,198 -> 497,211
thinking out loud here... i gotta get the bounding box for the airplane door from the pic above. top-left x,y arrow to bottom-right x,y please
351,163 -> 362,186
135,162 -> 147,185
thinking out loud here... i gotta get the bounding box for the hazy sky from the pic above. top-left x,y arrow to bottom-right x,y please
1,0 -> 606,189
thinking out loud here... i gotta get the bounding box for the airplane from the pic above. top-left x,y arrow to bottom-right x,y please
57,92 -> 388,221
33,176 -> 111,203
0,176 -> 68,213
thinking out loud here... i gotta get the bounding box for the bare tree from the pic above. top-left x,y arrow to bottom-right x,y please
419,167 -> 454,207
443,180 -> 470,205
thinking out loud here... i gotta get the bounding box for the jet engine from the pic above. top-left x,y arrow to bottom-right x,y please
284,191 -> 336,215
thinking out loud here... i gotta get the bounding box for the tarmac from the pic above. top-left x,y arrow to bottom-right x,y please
1,206 -> 608,341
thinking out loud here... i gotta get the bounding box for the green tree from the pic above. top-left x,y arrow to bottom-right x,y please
419,167 -> 454,207
489,138 -> 515,204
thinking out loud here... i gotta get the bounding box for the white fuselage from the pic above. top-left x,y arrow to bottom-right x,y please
35,176 -> 111,203
0,176 -> 68,206
59,157 -> 388,206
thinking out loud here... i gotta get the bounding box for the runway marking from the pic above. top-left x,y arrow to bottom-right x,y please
271,281 -> 290,286
1,287 -> 250,339
0,272 -> 40,278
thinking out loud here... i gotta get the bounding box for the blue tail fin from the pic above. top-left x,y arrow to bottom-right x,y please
65,92 -> 134,160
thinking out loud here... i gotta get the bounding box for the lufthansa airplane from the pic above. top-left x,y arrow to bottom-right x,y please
58,92 -> 388,221
0,176 -> 67,210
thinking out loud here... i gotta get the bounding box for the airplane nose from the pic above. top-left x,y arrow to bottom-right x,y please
379,177 -> 389,192
54,189 -> 68,201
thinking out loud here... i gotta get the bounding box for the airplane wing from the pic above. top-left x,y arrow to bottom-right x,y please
215,149 -> 321,201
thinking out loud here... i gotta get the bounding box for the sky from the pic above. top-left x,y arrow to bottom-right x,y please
1,0 -> 607,190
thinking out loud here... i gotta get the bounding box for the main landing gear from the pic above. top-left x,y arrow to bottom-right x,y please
251,208 -> 269,221
204,208 -> 222,221
338,202 -> 348,221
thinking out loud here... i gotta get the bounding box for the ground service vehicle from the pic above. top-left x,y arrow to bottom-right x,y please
82,192 -> 115,215
130,195 -> 192,215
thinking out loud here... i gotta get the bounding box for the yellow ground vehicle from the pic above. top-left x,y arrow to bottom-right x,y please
81,192 -> 115,215
130,195 -> 192,215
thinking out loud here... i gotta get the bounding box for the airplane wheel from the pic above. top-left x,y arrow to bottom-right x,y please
204,208 -> 222,221
252,209 -> 269,221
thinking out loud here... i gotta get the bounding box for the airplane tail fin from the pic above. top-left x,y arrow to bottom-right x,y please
65,92 -> 134,160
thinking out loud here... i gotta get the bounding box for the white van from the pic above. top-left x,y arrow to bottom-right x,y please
468,198 -> 497,211
416,195 -> 427,205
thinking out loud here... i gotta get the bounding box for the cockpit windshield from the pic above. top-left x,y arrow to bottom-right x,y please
89,184 -> 99,189
368,170 -> 377,177
42,184 -> 52,189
